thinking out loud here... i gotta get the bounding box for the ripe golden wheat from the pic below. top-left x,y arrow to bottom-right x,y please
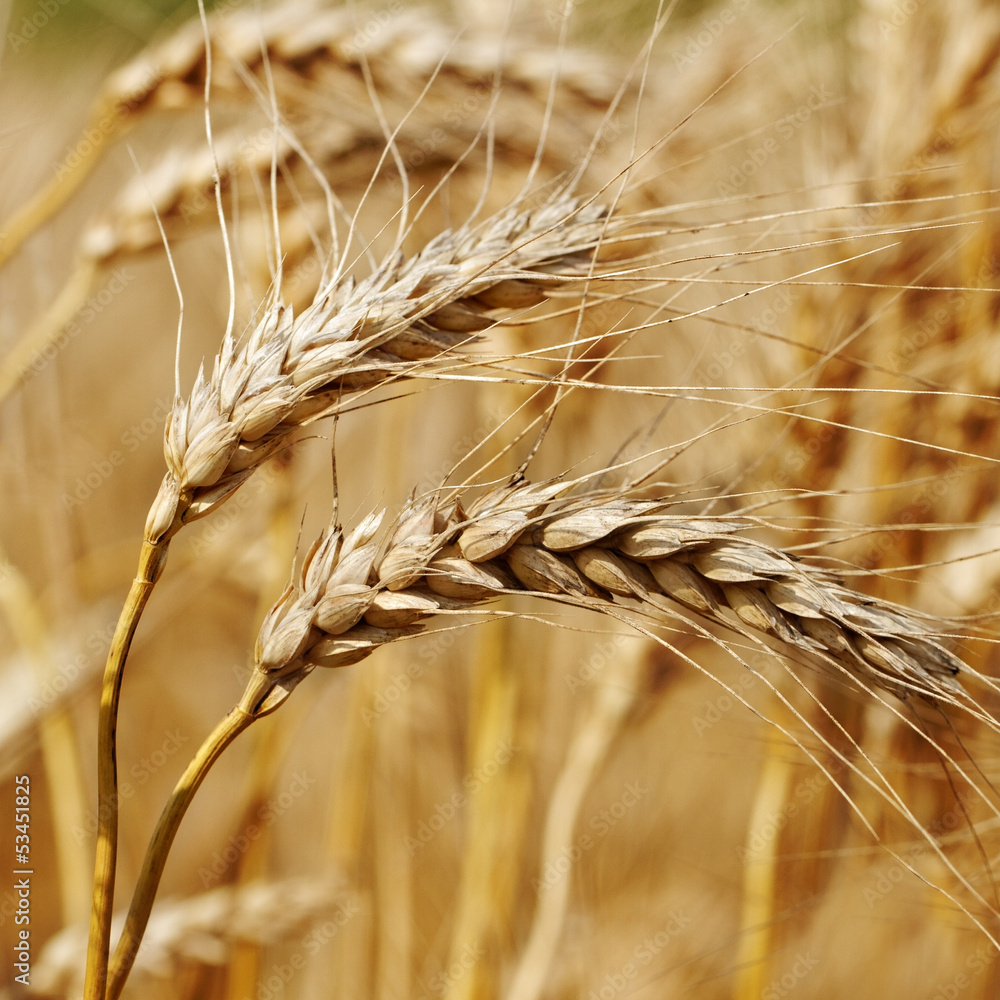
5,0 -> 1000,998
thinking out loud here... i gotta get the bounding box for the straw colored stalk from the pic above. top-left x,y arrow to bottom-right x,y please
441,617 -> 534,1000
504,640 -> 647,1000
105,473 -> 987,998
85,189 -> 645,1000
0,553 -> 91,929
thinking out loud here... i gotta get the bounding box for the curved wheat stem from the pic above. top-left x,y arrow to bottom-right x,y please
83,539 -> 168,1000
105,706 -> 255,1000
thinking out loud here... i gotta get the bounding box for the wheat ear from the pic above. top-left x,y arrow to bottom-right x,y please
105,471 -> 983,995
76,0 -> 620,264
238,480 -> 971,711
144,191 -> 642,542
0,0 -> 626,406
37,875 -> 348,996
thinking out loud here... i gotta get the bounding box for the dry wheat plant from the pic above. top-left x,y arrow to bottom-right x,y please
3,0 -> 1000,997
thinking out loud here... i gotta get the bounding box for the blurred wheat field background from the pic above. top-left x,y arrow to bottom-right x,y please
3,0 -> 1000,998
